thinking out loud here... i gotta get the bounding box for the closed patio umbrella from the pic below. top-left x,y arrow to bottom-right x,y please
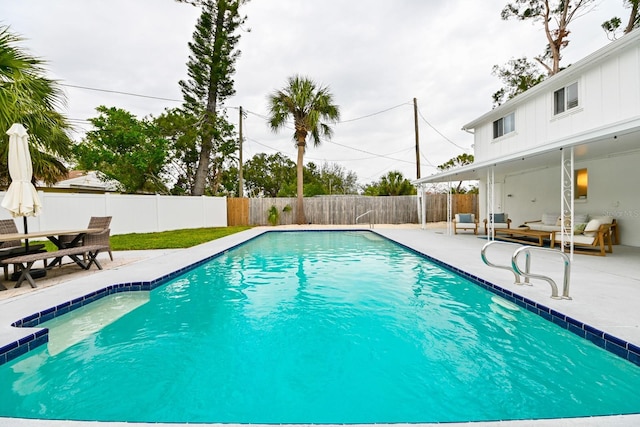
1,123 -> 43,250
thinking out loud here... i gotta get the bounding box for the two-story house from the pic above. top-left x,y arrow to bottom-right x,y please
413,29 -> 640,247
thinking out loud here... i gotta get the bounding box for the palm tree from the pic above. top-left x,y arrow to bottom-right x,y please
378,171 -> 416,196
0,26 -> 72,186
267,75 -> 340,224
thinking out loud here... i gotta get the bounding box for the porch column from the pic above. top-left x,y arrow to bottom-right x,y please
560,147 -> 575,259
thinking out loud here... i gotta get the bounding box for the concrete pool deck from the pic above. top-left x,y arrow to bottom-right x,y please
1,224 -> 639,427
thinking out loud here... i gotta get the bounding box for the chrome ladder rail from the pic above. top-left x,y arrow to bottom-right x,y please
481,241 -> 572,300
481,241 -> 530,285
511,246 -> 571,300
355,210 -> 374,228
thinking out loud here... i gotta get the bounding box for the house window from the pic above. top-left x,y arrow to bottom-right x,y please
493,112 -> 515,139
575,168 -> 588,199
554,82 -> 579,115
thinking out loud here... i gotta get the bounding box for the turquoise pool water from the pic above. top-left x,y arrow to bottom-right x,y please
1,230 -> 640,423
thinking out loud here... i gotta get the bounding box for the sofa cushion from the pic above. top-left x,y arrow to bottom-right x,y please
591,215 -> 613,225
528,223 -> 561,232
573,234 -> 597,245
583,219 -> 602,237
456,223 -> 477,229
542,213 -> 560,225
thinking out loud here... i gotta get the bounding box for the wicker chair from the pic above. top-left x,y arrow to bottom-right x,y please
0,219 -> 46,279
59,216 -> 113,261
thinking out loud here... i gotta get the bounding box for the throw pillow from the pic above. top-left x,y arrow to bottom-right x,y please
583,219 -> 601,237
458,213 -> 473,223
573,223 -> 587,234
490,213 -> 506,223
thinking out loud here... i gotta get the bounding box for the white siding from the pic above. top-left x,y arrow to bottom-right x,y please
474,36 -> 640,163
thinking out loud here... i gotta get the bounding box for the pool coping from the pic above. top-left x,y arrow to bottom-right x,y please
1,226 -> 639,427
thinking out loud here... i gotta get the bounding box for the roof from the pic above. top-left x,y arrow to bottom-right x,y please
413,30 -> 640,185
462,30 -> 640,132
48,171 -> 121,192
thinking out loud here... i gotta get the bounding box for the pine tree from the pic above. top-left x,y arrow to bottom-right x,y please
177,0 -> 247,196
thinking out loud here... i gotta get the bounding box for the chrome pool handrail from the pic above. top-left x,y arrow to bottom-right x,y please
355,210 -> 374,228
511,246 -> 572,300
481,241 -> 530,285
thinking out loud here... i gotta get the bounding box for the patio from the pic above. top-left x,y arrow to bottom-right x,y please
1,224 -> 639,427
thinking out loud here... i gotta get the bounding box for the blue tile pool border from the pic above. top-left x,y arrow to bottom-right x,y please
373,230 -> 640,368
0,232 -> 265,366
2,229 -> 639,368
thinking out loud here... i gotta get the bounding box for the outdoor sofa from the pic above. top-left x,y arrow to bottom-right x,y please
526,213 -> 618,255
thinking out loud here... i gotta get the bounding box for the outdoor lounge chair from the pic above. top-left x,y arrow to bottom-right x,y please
59,216 -> 113,261
0,219 -> 46,280
553,220 -> 613,256
453,213 -> 478,235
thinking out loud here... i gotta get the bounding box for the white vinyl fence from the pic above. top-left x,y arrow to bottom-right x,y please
0,192 -> 227,235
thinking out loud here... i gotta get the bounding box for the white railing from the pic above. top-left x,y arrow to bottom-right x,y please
0,192 -> 228,235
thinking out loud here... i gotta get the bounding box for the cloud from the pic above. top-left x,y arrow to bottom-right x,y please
3,0 -> 627,184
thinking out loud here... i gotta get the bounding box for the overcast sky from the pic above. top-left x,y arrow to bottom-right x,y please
2,0 -> 628,186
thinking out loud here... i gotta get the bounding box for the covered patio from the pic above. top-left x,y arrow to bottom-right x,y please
413,123 -> 640,251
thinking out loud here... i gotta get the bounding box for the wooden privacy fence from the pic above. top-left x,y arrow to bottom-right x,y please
227,194 -> 478,226
227,197 -> 249,226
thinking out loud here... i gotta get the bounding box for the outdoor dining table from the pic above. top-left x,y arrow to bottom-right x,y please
0,228 -> 102,290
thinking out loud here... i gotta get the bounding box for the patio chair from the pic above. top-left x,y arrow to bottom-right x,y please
453,213 -> 478,235
59,216 -> 113,261
483,213 -> 512,235
0,219 -> 46,280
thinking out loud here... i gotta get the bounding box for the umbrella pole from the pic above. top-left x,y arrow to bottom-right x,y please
23,216 -> 29,252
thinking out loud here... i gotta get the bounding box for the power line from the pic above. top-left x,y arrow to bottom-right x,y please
416,105 -> 468,151
337,101 -> 411,123
243,106 -> 416,165
61,85 -> 417,169
61,83 -> 183,103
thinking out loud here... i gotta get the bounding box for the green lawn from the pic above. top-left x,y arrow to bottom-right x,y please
42,226 -> 252,251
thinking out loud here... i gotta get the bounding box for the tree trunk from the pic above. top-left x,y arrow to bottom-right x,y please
296,140 -> 306,224
192,134 -> 213,196
624,1 -> 639,34
191,3 -> 227,196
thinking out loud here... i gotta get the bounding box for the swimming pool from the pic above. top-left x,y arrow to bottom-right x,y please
1,230 -> 640,423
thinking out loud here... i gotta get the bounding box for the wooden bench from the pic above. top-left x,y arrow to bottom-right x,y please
1,245 -> 109,289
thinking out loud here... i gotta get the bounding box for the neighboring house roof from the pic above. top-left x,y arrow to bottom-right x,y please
46,171 -> 121,192
414,29 -> 640,185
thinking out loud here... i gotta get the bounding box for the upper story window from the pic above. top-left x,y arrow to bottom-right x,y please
493,112 -> 515,139
554,82 -> 578,115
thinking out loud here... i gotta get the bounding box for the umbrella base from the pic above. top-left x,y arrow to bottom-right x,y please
11,268 -> 46,281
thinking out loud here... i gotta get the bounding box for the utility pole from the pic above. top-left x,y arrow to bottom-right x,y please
238,106 -> 244,197
414,97 -> 421,179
